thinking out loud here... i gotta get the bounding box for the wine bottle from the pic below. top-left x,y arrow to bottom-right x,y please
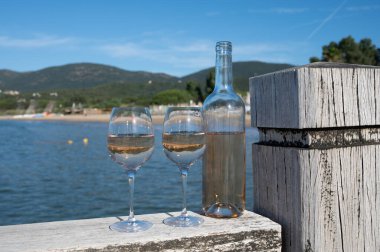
202,41 -> 246,218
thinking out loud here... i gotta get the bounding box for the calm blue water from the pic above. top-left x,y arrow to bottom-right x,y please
0,120 -> 258,226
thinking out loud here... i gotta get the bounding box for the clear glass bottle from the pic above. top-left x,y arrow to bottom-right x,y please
202,41 -> 246,218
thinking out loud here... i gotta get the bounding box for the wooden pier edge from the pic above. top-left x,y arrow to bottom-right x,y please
0,211 -> 281,252
250,62 -> 380,252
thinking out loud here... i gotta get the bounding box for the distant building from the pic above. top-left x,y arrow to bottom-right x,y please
245,92 -> 251,114
150,101 -> 201,115
4,90 -> 20,96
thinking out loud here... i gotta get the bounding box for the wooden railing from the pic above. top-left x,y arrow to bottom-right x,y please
250,62 -> 380,251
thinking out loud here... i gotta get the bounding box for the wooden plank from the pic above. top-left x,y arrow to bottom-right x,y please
0,211 -> 281,252
376,69 -> 380,125
252,144 -> 380,251
250,69 -> 299,128
249,62 -> 380,129
331,67 -> 345,126
363,145 -> 376,251
376,145 -> 380,250
358,68 -> 376,126
252,145 -> 301,251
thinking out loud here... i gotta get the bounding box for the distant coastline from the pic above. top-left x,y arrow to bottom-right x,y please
0,114 -> 162,124
0,114 -> 252,126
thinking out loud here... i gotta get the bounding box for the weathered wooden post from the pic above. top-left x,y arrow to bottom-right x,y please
250,62 -> 380,251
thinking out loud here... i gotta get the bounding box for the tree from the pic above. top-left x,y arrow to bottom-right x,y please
309,56 -> 320,63
310,36 -> 379,65
205,71 -> 215,97
0,96 -> 17,110
70,94 -> 87,105
322,41 -> 343,62
186,81 -> 204,104
98,98 -> 121,110
195,85 -> 204,103
358,39 -> 378,65
152,89 -> 192,105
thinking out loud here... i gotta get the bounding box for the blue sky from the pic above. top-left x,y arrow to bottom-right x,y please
0,0 -> 379,76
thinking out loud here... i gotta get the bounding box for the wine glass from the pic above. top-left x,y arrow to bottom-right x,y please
162,107 -> 205,227
107,107 -> 154,232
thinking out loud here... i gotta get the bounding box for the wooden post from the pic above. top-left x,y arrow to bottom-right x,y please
249,62 -> 380,252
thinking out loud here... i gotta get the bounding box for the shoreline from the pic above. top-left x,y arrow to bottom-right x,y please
0,114 -> 252,126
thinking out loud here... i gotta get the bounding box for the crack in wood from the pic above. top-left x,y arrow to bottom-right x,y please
340,70 -> 346,126
257,127 -> 380,149
337,151 -> 345,252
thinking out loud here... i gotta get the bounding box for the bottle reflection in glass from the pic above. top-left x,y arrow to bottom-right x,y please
107,107 -> 154,232
162,107 -> 205,227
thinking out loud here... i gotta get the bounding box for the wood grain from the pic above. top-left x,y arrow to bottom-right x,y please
252,144 -> 379,252
249,62 -> 380,129
250,63 -> 380,251
0,211 -> 281,252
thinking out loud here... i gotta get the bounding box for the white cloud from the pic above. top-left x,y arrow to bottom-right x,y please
0,35 -> 74,48
272,8 -> 308,14
346,5 -> 380,12
0,32 -> 300,74
233,43 -> 299,64
100,40 -> 299,72
248,8 -> 308,14
101,43 -> 148,58
234,43 -> 292,56
171,41 -> 213,53
100,40 -> 215,69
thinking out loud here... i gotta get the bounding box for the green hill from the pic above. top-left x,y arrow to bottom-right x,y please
0,70 -> 20,87
0,61 -> 294,112
0,63 -> 178,92
182,61 -> 294,92
0,61 -> 294,94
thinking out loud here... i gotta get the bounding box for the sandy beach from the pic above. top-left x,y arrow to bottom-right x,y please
0,113 -> 252,126
0,114 -> 163,124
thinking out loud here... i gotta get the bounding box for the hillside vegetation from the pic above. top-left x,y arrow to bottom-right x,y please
0,63 -> 178,92
183,61 -> 293,91
0,61 -> 293,113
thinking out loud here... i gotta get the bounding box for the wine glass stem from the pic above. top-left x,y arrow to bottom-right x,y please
127,171 -> 136,223
180,168 -> 188,217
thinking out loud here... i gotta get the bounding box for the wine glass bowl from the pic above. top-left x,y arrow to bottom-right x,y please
162,108 -> 205,167
162,107 -> 205,227
107,133 -> 154,171
107,107 -> 154,232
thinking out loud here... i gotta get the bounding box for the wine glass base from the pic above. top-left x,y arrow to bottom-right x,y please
109,220 -> 153,233
205,202 -> 242,218
163,215 -> 204,227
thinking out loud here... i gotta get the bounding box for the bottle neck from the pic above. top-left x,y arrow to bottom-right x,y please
214,50 -> 233,92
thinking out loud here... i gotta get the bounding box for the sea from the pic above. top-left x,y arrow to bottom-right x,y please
0,120 -> 259,226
